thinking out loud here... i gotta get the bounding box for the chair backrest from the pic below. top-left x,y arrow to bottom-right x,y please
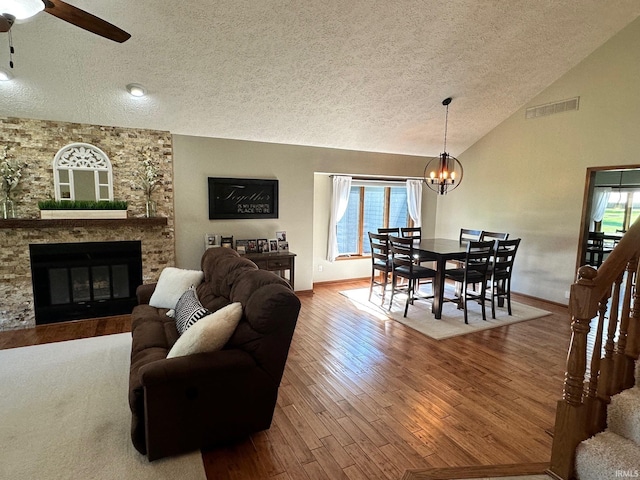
464,240 -> 495,279
388,235 -> 416,271
378,227 -> 400,235
400,227 -> 421,239
368,232 -> 390,265
492,238 -> 521,277
460,228 -> 482,244
480,231 -> 509,242
588,231 -> 605,248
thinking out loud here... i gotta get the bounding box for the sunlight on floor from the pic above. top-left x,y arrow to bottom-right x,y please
463,476 -> 550,480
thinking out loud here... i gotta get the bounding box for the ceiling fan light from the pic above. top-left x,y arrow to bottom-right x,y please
0,0 -> 44,20
126,83 -> 147,97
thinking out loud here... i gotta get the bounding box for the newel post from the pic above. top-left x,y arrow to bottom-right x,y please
550,266 -> 599,480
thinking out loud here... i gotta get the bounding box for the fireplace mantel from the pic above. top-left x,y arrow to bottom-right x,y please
0,218 -> 168,229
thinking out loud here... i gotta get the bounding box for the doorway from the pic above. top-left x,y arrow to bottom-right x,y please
577,165 -> 640,270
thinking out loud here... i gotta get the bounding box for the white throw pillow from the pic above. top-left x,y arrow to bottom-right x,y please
148,267 -> 205,310
167,302 -> 243,358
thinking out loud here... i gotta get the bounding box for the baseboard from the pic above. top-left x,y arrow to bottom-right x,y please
294,289 -> 314,296
511,291 -> 568,309
313,277 -> 370,287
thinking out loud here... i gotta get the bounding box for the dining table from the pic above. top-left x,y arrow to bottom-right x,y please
415,238 -> 469,319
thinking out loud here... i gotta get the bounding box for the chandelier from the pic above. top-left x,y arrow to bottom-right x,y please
423,97 -> 464,195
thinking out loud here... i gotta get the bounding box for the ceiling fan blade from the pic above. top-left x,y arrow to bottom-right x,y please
43,0 -> 130,43
0,14 -> 14,33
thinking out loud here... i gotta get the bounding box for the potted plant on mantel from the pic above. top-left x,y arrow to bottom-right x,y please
0,146 -> 23,219
38,200 -> 129,219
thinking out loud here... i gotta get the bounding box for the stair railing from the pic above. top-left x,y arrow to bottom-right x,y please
548,218 -> 640,480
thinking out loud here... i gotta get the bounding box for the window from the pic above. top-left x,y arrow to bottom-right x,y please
601,189 -> 640,233
336,184 -> 410,256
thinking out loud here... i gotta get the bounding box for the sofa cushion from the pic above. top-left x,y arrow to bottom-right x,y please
149,267 -> 205,309
174,285 -> 212,335
131,304 -> 172,331
129,315 -> 179,412
198,247 -> 257,301
167,302 -> 243,358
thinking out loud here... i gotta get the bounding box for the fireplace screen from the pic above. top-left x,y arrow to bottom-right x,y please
47,265 -> 131,306
30,241 -> 142,325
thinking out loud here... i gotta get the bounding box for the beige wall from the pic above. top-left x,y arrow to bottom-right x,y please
171,135 -> 432,291
435,16 -> 640,304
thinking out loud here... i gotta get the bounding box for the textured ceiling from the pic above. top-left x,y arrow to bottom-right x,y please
1,1 -> 640,156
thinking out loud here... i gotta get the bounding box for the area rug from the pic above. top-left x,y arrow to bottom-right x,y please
340,287 -> 551,340
0,333 -> 207,480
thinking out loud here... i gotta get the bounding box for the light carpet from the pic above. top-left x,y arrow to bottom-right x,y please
0,333 -> 207,480
340,287 -> 551,340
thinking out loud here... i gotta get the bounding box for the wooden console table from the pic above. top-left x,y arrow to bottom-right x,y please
242,251 -> 296,290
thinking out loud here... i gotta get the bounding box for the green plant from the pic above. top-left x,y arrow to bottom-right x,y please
0,146 -> 23,199
38,200 -> 128,210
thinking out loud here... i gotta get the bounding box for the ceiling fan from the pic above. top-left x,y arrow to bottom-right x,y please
0,0 -> 130,43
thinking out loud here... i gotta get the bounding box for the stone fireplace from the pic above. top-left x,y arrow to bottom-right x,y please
0,117 -> 175,331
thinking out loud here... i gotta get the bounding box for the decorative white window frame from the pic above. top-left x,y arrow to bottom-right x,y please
52,143 -> 114,201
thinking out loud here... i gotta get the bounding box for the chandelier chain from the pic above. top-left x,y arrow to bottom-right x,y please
443,103 -> 449,153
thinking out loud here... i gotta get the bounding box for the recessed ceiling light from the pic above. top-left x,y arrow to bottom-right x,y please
126,83 -> 147,97
0,69 -> 13,81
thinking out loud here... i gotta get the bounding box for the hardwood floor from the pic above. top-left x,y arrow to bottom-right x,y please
0,280 -> 571,480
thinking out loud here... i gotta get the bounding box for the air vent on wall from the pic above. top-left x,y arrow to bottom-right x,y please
525,97 -> 580,119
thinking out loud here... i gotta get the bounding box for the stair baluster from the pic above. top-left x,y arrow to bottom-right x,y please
549,217 -> 640,480
596,272 -> 623,404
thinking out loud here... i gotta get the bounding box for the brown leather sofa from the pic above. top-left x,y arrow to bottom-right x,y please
128,247 -> 301,460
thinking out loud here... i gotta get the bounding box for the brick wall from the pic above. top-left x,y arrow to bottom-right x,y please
0,117 -> 175,330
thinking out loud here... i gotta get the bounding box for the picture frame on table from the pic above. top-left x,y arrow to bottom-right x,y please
235,239 -> 249,254
204,233 -> 220,249
278,241 -> 289,252
221,236 -> 234,248
247,239 -> 258,253
257,238 -> 269,253
269,239 -> 278,252
276,231 -> 287,242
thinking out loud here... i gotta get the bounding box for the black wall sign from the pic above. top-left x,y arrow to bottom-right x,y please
208,177 -> 279,219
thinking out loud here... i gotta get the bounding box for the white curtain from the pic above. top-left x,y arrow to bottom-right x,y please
590,187 -> 612,230
406,179 -> 422,228
327,175 -> 352,261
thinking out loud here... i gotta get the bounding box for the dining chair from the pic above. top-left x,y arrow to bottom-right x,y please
367,232 -> 392,304
586,231 -> 613,267
400,227 -> 434,264
487,238 -> 521,318
400,227 -> 421,238
459,228 -> 482,244
444,240 -> 494,324
451,228 -> 483,270
378,227 -> 400,235
480,231 -> 509,242
388,235 -> 437,317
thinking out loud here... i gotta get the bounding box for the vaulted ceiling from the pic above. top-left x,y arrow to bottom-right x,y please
1,1 -> 639,156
